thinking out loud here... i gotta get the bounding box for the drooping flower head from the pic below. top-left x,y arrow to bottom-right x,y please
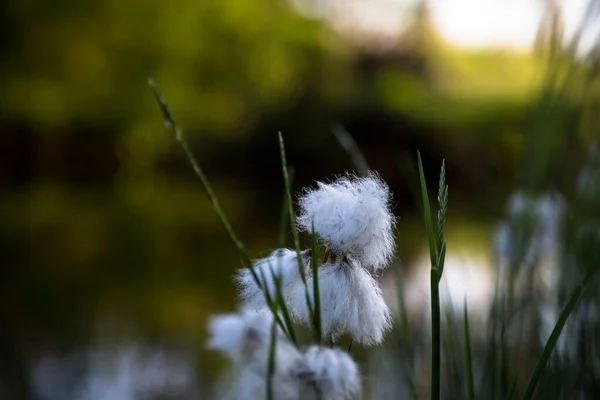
298,346 -> 361,400
235,248 -> 311,311
297,173 -> 396,271
291,259 -> 392,346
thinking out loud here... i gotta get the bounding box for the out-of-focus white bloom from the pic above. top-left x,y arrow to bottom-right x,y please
207,310 -> 305,400
298,346 -> 361,400
292,260 -> 392,346
494,191 -> 564,270
206,309 -> 274,364
236,249 -> 311,311
577,155 -> 600,202
297,173 -> 396,271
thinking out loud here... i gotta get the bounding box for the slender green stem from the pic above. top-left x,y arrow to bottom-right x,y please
331,123 -> 370,176
417,151 -> 438,269
149,80 -> 249,264
520,265 -> 599,400
430,268 -> 441,400
417,151 -> 441,400
149,81 -> 302,340
266,318 -> 277,400
311,221 -> 322,344
464,301 -> 475,400
266,263 -> 298,345
278,132 -> 315,325
506,373 -> 519,400
393,262 -> 418,400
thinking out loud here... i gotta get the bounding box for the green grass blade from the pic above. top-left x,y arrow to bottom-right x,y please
393,263 -> 418,400
520,265 -> 600,400
278,167 -> 294,249
436,242 -> 447,284
148,81 -> 297,338
417,151 -> 438,271
506,373 -> 519,400
267,318 -> 277,400
331,123 -> 370,176
258,266 -> 291,340
436,160 -> 448,279
278,132 -> 315,326
311,221 -> 322,344
149,80 -> 250,265
430,268 -> 441,400
464,300 -> 475,400
269,262 -> 298,345
418,151 -> 441,400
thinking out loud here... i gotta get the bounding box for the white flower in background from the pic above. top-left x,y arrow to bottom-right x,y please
297,173 -> 396,271
292,260 -> 392,346
236,249 -> 311,311
207,310 -> 305,400
206,309 -> 274,364
298,346 -> 361,400
493,191 -> 564,271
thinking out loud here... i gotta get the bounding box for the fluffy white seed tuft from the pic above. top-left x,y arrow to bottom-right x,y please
235,249 -> 311,311
298,346 -> 361,400
206,309 -> 274,364
292,260 -> 392,346
297,173 -> 396,270
207,310 -> 305,400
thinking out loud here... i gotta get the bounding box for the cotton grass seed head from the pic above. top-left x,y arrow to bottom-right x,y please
235,248 -> 311,311
299,345 -> 361,400
206,309 -> 274,364
207,310 -> 305,400
297,172 -> 396,271
292,260 -> 392,346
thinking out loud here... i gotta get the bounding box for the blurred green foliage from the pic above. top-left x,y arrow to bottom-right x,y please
1,0 -> 600,398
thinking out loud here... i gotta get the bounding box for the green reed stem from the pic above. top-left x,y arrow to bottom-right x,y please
520,265 -> 599,400
464,300 -> 475,400
278,132 -> 315,326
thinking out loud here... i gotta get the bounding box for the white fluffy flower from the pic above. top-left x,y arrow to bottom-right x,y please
297,173 -> 396,271
206,309 -> 274,364
298,346 -> 361,400
292,260 -> 392,346
236,249 -> 311,311
207,310 -> 305,400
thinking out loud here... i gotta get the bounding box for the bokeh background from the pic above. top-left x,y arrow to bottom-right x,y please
2,0 -> 600,399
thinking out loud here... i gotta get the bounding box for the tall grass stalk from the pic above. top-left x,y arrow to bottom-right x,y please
311,221 -> 322,344
417,151 -> 442,400
464,301 -> 475,400
278,132 -> 316,330
331,123 -> 369,176
266,318 -> 277,400
150,81 -> 297,342
520,264 -> 600,400
149,80 -> 251,268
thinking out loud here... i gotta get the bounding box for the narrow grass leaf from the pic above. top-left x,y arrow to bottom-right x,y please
278,132 -> 315,325
270,263 -> 298,345
148,81 -> 299,339
520,265 -> 600,400
464,300 -> 475,400
506,373 -> 519,400
418,151 -> 442,400
331,123 -> 370,176
149,80 -> 250,266
311,221 -> 322,344
417,151 -> 438,271
430,268 -> 441,400
267,318 -> 277,400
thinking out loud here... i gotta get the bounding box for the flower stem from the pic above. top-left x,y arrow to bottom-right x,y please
520,264 -> 599,400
